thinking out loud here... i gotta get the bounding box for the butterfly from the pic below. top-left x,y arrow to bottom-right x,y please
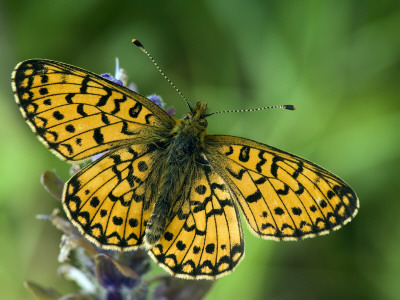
12,46 -> 358,279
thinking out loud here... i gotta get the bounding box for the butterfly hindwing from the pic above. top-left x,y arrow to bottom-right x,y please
12,59 -> 174,161
150,154 -> 244,279
205,135 -> 359,240
63,143 -> 161,250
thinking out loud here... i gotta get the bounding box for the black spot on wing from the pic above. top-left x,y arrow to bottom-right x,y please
224,146 -> 234,156
276,184 -> 289,195
176,240 -> 186,251
65,93 -> 75,104
238,146 -> 250,162
193,246 -> 201,254
205,243 -> 215,254
137,161 -> 148,172
129,102 -> 142,119
274,207 -> 285,215
256,150 -> 266,173
60,143 -> 73,155
254,177 -> 267,185
80,75 -> 90,93
52,111 -> 64,120
111,94 -> 127,114
43,99 -> 52,105
144,113 -> 153,124
121,122 -> 138,135
77,103 -> 87,117
90,197 -> 100,208
327,190 -> 335,199
292,207 -> 302,215
93,128 -> 104,144
245,190 -> 262,203
226,167 -> 246,180
65,124 -> 75,133
39,87 -> 48,95
101,113 -> 110,125
164,231 -> 173,241
295,183 -> 305,195
292,161 -> 304,179
40,74 -> 49,83
271,155 -> 283,178
195,185 -> 207,195
112,216 -> 123,225
96,86 -> 112,106
318,199 -> 328,208
129,218 -> 139,228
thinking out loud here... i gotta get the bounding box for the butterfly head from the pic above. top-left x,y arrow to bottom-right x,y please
181,101 -> 208,129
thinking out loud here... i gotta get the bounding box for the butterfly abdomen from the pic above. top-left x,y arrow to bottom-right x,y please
143,157 -> 193,247
144,117 -> 206,247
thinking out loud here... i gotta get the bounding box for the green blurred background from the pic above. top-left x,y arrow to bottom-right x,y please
1,1 -> 399,299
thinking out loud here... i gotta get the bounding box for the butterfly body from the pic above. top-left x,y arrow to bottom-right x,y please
12,59 -> 358,279
143,101 -> 209,246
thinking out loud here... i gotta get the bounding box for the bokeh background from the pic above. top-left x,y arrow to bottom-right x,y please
1,1 -> 399,299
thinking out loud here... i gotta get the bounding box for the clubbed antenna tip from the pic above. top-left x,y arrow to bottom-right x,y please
132,39 -> 144,48
284,105 -> 296,110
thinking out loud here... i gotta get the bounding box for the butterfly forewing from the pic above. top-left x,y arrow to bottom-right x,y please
206,135 -> 358,240
63,144 -> 161,250
12,59 -> 174,161
151,155 -> 244,279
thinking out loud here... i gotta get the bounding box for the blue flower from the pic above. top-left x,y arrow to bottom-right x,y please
147,94 -> 164,108
101,58 -> 127,86
100,73 -> 124,86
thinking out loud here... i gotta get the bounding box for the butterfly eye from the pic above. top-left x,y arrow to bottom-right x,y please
199,119 -> 208,128
183,114 -> 189,120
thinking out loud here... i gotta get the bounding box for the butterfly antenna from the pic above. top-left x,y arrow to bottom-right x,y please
206,104 -> 296,117
132,39 -> 192,112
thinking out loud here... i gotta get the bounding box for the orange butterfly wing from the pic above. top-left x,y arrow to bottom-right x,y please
63,143 -> 162,250
150,154 -> 244,279
12,59 -> 174,161
205,135 -> 359,240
